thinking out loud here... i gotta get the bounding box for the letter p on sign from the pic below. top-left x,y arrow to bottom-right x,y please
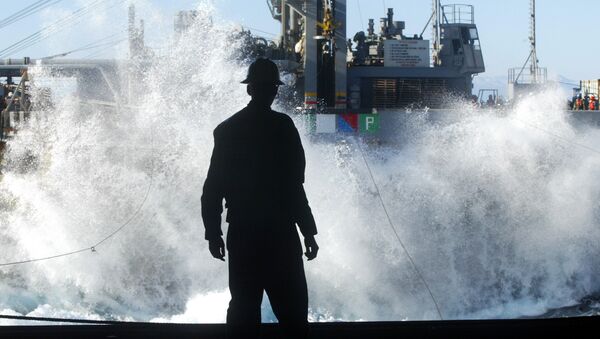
359,114 -> 379,133
366,116 -> 375,130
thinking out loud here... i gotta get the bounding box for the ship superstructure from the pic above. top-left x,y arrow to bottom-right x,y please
267,0 -> 485,111
0,1 -> 487,145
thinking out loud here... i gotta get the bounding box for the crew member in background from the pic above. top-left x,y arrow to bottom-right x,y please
470,94 -> 479,107
575,95 -> 583,110
486,94 -> 495,107
5,92 -> 13,111
0,86 -> 6,112
590,95 -> 596,111
201,58 -> 319,339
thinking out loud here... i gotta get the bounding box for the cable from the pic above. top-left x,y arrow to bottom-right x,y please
83,39 -> 127,59
0,0 -> 50,28
558,81 -> 579,87
356,0 -> 364,32
66,30 -> 127,50
43,34 -> 127,60
420,12 -> 435,38
0,107 -> 155,268
242,25 -> 277,37
45,37 -> 126,59
0,160 -> 154,267
355,138 -> 444,320
0,0 -> 125,58
513,50 -> 533,84
510,116 -> 600,156
23,0 -> 125,57
0,0 -> 63,30
0,248 -> 91,267
0,0 -> 107,57
347,109 -> 600,321
0,145 -> 154,266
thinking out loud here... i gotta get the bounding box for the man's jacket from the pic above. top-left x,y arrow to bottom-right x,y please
201,100 -> 317,241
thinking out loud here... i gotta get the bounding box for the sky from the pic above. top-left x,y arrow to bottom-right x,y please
0,0 -> 598,82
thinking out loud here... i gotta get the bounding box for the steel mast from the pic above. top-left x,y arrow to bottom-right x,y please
529,0 -> 538,83
432,0 -> 441,66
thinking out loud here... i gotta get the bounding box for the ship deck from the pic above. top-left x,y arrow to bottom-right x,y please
0,316 -> 598,338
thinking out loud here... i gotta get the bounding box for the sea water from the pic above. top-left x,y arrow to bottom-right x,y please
0,2 -> 599,325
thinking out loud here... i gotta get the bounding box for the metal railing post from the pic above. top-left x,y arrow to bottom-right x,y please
0,69 -> 29,140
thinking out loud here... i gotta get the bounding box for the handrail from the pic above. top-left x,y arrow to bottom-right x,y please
441,4 -> 474,24
508,65 -> 547,84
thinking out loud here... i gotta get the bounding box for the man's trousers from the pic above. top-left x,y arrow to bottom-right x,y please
226,221 -> 309,339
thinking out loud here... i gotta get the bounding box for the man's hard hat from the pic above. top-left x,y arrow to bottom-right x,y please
241,58 -> 284,85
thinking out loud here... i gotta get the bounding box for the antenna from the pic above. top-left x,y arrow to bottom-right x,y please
529,0 -> 538,83
432,0 -> 441,65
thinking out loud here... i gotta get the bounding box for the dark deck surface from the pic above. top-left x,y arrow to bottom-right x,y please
0,316 -> 599,338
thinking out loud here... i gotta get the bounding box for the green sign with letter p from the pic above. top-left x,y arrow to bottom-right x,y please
359,114 -> 379,133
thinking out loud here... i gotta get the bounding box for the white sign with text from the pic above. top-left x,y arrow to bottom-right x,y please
384,40 -> 430,68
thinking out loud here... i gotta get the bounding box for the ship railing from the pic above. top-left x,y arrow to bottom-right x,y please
580,80 -> 600,97
0,110 -> 30,141
508,67 -> 548,84
441,4 -> 474,25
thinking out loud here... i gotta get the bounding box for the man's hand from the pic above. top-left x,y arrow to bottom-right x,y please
304,235 -> 319,261
209,236 -> 225,261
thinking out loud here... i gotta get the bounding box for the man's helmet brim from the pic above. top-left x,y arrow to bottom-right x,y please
241,78 -> 284,85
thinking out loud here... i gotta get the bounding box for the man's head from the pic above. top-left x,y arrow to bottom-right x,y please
241,58 -> 283,106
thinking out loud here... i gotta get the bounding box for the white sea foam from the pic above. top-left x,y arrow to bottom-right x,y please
0,1 -> 599,323
150,290 -> 229,323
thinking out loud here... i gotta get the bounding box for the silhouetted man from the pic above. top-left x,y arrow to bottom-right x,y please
201,58 -> 319,339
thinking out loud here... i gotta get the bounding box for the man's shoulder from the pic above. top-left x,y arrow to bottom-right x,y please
214,107 -> 249,135
271,109 -> 297,128
213,107 -> 298,137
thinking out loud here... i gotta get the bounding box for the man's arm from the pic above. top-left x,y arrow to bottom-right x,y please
287,118 -> 319,260
201,129 -> 226,260
293,184 -> 318,237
